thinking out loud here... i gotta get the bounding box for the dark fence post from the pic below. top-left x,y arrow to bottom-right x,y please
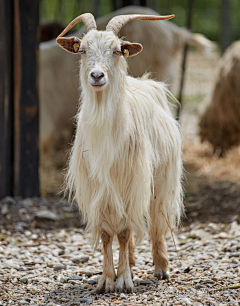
13,0 -> 40,197
0,0 -> 14,198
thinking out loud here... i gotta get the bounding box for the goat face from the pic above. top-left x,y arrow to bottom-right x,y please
56,13 -> 174,92
57,29 -> 143,92
80,31 -> 123,92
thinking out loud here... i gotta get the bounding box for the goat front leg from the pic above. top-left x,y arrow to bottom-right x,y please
96,231 -> 115,293
116,229 -> 134,293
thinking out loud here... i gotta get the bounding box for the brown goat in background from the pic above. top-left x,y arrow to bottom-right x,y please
199,40 -> 240,156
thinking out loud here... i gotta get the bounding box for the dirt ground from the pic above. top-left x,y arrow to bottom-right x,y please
40,50 -> 240,226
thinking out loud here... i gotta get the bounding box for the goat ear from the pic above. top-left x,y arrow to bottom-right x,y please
56,36 -> 81,54
121,42 -> 143,58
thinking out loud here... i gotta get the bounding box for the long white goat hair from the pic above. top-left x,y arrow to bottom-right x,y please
57,12 -> 183,293
65,35 -> 183,246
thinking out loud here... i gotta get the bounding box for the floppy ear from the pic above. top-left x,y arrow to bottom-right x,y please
56,36 -> 81,53
121,41 -> 143,58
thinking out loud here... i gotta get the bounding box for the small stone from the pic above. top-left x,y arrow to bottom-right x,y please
229,252 -> 240,258
35,210 -> 59,221
184,266 -> 191,273
71,234 -> 83,242
219,232 -> 228,239
120,293 -> 127,299
2,196 -> 16,205
58,275 -> 67,283
88,279 -> 96,285
68,275 -> 83,281
83,284 -> 95,290
203,279 -> 215,284
181,298 -> 192,305
177,286 -> 187,290
54,289 -> 62,294
139,280 -> 153,285
78,298 -> 92,305
195,284 -> 204,290
71,256 -> 89,264
18,301 -> 28,305
189,229 -> 210,239
24,230 -> 32,237
54,264 -> 65,271
31,234 -> 38,240
1,204 -> 9,215
15,224 -> 24,231
85,272 -> 93,277
19,277 -> 28,284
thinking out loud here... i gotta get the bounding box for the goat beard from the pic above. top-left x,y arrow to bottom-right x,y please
96,91 -> 103,104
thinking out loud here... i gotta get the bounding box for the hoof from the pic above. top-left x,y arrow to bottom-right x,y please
116,274 -> 134,293
96,275 -> 115,293
154,270 -> 170,280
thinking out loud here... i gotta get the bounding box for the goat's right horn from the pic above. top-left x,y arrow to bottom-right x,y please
57,13 -> 97,38
106,14 -> 175,35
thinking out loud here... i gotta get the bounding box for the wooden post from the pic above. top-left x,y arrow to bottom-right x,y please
0,0 -> 14,198
14,0 -> 40,197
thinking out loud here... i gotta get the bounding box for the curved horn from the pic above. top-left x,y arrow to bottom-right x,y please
57,13 -> 97,38
106,14 -> 175,35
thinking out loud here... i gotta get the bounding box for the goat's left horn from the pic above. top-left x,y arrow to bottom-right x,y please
57,13 -> 97,38
106,14 -> 175,35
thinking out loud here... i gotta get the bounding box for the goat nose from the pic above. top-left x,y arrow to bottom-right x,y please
91,71 -> 104,81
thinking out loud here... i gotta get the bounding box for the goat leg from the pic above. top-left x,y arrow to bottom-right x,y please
128,232 -> 135,278
96,231 -> 115,293
116,229 -> 134,293
151,234 -> 170,280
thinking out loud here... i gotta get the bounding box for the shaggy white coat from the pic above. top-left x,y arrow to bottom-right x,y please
66,30 -> 183,246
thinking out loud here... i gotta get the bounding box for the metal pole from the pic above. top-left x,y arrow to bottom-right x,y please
220,0 -> 232,53
177,0 -> 194,120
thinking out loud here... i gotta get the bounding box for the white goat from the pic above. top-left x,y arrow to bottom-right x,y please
57,12 -> 183,293
40,6 -> 214,154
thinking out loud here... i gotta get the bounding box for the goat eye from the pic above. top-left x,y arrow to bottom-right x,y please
113,50 -> 122,56
79,49 -> 86,55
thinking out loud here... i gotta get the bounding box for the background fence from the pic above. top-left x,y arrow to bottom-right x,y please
40,0 -> 240,52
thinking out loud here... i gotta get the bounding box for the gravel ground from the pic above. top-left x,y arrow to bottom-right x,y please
0,197 -> 240,306
1,50 -> 240,305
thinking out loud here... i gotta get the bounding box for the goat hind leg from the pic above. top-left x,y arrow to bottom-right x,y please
151,232 -> 170,280
116,229 -> 134,293
96,231 -> 115,293
128,232 -> 135,278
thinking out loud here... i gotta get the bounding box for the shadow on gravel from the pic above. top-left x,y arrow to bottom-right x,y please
0,197 -> 84,231
183,162 -> 240,226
